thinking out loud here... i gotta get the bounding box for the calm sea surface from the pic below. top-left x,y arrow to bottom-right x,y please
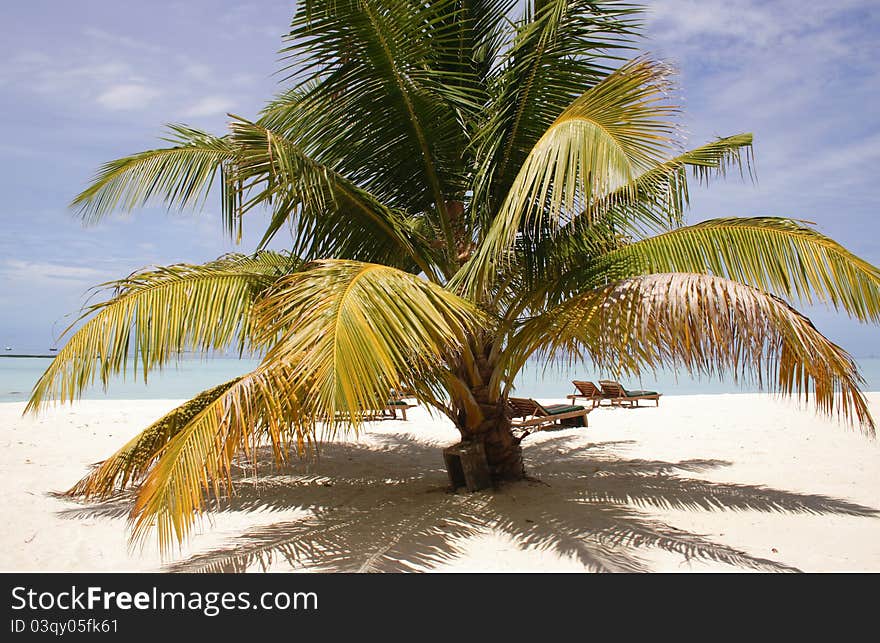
2,355 -> 880,403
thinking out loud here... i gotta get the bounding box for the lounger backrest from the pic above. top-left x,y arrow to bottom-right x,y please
508,397 -> 542,417
598,380 -> 626,397
573,380 -> 601,397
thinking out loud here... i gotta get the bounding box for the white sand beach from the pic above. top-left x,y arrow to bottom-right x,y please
2,393 -> 879,573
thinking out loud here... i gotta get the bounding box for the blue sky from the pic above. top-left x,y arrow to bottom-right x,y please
1,1 -> 878,356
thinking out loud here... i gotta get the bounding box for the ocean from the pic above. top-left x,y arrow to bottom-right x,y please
2,355 -> 880,404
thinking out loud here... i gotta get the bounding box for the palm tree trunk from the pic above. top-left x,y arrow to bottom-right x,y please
449,342 -> 524,482
465,392 -> 524,481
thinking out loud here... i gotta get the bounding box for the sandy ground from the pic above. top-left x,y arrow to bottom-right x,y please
2,393 -> 879,573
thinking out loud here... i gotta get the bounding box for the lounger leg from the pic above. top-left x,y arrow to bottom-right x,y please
401,408 -> 407,421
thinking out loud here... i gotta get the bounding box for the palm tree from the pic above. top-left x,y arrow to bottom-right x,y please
29,0 -> 880,552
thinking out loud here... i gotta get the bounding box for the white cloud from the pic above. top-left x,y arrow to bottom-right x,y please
82,27 -> 164,55
646,0 -> 869,46
96,83 -> 161,110
0,53 -> 129,93
180,60 -> 215,83
0,259 -> 109,286
181,95 -> 235,118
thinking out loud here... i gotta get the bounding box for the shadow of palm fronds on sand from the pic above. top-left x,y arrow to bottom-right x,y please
58,433 -> 878,573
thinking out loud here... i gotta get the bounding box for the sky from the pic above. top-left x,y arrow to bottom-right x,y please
0,1 -> 878,356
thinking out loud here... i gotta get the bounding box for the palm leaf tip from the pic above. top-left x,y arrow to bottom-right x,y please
66,378 -> 243,500
70,125 -> 235,225
25,252 -> 296,415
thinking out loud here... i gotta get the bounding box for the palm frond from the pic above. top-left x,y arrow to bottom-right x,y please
508,273 -> 874,432
26,252 -> 296,412
508,135 -> 755,311
281,0 -> 477,259
128,362 -> 314,550
253,259 -> 485,428
457,58 -> 678,296
587,218 -> 880,321
67,378 -> 242,499
433,0 -> 516,89
227,118 -> 439,277
471,0 -> 641,219
71,125 -> 236,232
585,133 -> 755,230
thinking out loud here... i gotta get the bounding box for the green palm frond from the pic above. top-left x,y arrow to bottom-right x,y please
71,125 -> 236,231
228,118 -> 439,277
472,0 -> 641,219
457,58 -> 679,297
503,57 -> 679,225
508,273 -> 873,432
26,252 -> 296,411
583,218 -> 880,320
431,0 -> 515,91
281,0 -> 475,258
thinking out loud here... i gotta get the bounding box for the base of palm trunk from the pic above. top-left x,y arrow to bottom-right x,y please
444,420 -> 525,490
443,441 -> 492,491
442,440 -> 524,491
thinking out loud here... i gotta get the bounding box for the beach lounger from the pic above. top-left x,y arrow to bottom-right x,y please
598,380 -> 662,407
386,388 -> 419,420
332,398 -> 417,421
566,380 -> 607,408
384,399 -> 417,421
508,397 -> 589,430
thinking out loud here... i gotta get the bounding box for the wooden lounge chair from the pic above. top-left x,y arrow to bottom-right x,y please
598,380 -> 661,407
508,397 -> 589,430
382,399 -> 417,421
386,388 -> 418,420
332,398 -> 417,422
566,380 -> 607,408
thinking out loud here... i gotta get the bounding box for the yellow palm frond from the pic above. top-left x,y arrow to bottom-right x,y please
254,259 -> 484,430
27,252 -> 296,412
68,378 -> 242,499
128,362 -> 312,550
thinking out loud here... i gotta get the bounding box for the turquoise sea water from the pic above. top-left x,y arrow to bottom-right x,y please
2,355 -> 880,403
